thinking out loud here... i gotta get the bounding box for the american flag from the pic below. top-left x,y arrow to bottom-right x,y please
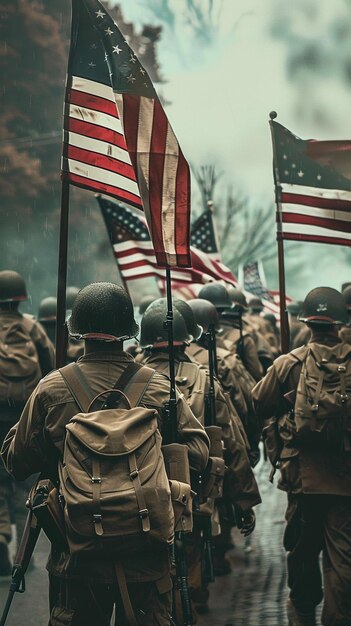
191,210 -> 220,260
62,0 -> 191,267
271,120 -> 351,247
98,196 -> 238,285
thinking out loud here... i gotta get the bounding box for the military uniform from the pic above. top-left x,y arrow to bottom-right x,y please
0,310 -> 54,568
140,349 -> 260,615
1,349 -> 209,625
253,331 -> 351,626
219,319 -> 263,382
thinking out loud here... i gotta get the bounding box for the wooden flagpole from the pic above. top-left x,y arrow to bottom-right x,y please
269,111 -> 289,354
55,179 -> 70,368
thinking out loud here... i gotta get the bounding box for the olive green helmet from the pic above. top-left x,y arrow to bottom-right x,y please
145,297 -> 202,341
248,296 -> 264,313
66,286 -> 80,311
140,303 -> 192,348
0,271 -> 28,303
298,287 -> 348,326
67,282 -> 139,340
198,282 -> 231,310
227,286 -> 248,310
187,299 -> 219,333
38,297 -> 57,321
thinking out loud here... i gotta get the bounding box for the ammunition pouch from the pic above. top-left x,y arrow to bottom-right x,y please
202,426 -> 225,500
162,443 -> 193,533
28,478 -> 67,551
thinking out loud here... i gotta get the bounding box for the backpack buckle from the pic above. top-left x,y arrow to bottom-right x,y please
91,477 -> 102,484
311,404 -> 319,412
340,394 -> 349,403
93,514 -> 102,523
139,508 -> 149,519
130,470 -> 139,480
338,365 -> 346,372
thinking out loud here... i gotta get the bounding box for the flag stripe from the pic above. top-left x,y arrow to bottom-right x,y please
68,103 -> 123,135
282,191 -> 351,212
65,172 -> 143,207
281,182 -> 351,202
71,76 -> 115,102
65,117 -> 127,149
282,232 -> 351,246
65,159 -> 140,194
175,150 -> 191,264
67,131 -> 131,165
282,211 -> 351,233
67,145 -> 137,181
69,88 -> 120,118
161,122 -> 178,263
148,98 -> 168,263
282,203 -> 351,222
280,221 -> 351,241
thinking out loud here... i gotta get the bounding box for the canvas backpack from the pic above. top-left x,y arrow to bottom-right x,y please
0,315 -> 41,404
292,343 -> 351,451
58,361 -> 174,556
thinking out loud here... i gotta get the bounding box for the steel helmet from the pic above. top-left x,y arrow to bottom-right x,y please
145,297 -> 202,340
187,299 -> 220,333
38,297 -> 57,321
67,282 -> 139,340
0,271 -> 28,303
198,282 -> 231,310
342,285 -> 351,311
298,287 -> 348,325
140,303 -> 192,348
227,286 -> 248,310
66,286 -> 80,311
138,295 -> 157,316
287,301 -> 301,316
248,296 -> 264,313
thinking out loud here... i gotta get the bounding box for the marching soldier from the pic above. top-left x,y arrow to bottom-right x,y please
138,300 -> 260,612
198,283 -> 264,382
1,282 -> 210,625
253,287 -> 351,626
0,271 -> 54,577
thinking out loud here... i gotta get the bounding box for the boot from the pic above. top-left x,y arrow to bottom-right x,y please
287,598 -> 317,626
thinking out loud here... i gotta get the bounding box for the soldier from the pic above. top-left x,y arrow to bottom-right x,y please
138,300 -> 260,609
287,301 -> 305,350
38,296 -> 57,345
186,298 -> 261,467
65,286 -> 84,363
247,296 -> 274,336
198,283 -> 264,382
252,287 -> 351,626
1,282 -> 209,625
0,271 -> 55,577
340,285 -> 351,344
231,288 -> 276,371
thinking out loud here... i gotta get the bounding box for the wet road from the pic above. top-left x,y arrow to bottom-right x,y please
0,458 -> 321,626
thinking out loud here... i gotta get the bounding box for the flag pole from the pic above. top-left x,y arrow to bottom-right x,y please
269,111 -> 289,354
55,179 -> 70,368
165,267 -> 177,440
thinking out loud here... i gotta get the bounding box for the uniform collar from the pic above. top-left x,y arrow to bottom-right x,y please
78,351 -> 134,362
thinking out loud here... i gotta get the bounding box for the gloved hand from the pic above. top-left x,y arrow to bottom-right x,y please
236,508 -> 256,537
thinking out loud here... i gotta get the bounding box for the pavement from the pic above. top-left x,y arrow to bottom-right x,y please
0,457 -> 323,626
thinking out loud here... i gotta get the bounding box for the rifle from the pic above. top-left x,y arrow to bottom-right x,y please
200,324 -> 222,585
0,509 -> 40,626
163,268 -> 194,626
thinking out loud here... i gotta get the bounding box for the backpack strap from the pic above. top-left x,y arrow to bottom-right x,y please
59,363 -> 94,412
59,361 -> 156,412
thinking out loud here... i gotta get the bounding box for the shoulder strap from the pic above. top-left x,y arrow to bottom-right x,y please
59,363 -> 94,412
59,361 -> 155,412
